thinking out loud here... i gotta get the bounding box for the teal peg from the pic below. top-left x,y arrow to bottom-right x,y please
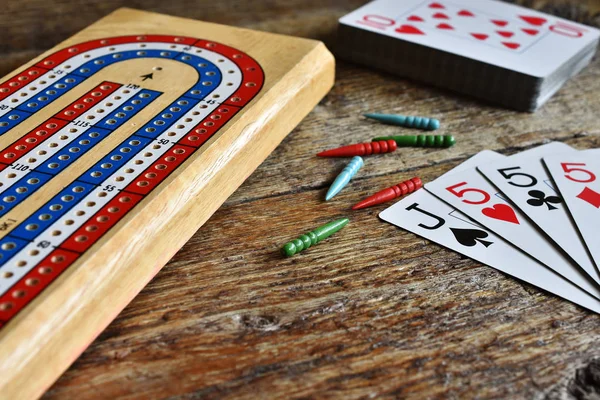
325,156 -> 363,201
281,218 -> 349,257
364,113 -> 440,131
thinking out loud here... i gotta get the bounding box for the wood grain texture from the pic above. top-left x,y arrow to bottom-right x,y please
1,0 -> 599,399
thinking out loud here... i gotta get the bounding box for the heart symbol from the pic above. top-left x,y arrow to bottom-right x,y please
491,19 -> 508,27
482,204 -> 519,224
522,28 -> 539,35
502,42 -> 520,50
408,15 -> 425,22
520,15 -> 547,26
395,25 -> 425,35
429,2 -> 445,8
458,10 -> 474,17
496,30 -> 514,38
471,33 -> 489,41
433,12 -> 449,19
437,23 -> 454,30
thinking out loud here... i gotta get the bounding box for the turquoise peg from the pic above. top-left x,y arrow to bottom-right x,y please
325,156 -> 363,201
364,113 -> 440,131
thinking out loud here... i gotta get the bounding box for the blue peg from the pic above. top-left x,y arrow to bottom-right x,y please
364,113 -> 440,131
325,156 -> 363,201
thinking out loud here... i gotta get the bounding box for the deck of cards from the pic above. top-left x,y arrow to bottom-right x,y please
338,0 -> 600,111
380,143 -> 600,313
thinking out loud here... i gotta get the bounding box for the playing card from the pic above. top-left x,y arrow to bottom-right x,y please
425,150 -> 600,299
478,143 -> 600,285
409,1 -> 542,51
544,151 -> 600,275
380,151 -> 600,314
339,0 -> 600,78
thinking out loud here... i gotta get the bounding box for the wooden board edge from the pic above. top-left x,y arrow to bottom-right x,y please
0,40 -> 335,400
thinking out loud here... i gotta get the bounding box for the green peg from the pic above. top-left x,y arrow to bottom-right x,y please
281,218 -> 349,257
372,135 -> 456,148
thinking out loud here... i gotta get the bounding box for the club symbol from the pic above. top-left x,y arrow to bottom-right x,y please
526,189 -> 562,210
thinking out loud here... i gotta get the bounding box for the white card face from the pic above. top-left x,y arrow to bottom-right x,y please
544,151 -> 600,275
339,0 -> 600,77
379,151 -> 600,314
477,143 -> 600,285
425,149 -> 600,299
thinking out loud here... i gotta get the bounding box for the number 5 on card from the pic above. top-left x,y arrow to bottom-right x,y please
426,150 -> 600,299
545,152 -> 600,271
477,143 -> 600,285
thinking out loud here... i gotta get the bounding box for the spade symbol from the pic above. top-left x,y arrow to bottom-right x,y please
526,190 -> 562,210
450,228 -> 493,248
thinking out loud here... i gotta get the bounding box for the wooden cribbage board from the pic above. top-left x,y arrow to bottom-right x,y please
0,8 -> 334,399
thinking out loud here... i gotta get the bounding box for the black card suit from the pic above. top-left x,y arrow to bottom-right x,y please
450,228 -> 493,248
526,189 -> 562,210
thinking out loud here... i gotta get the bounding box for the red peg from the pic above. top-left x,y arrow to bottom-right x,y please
317,140 -> 397,157
352,177 -> 423,210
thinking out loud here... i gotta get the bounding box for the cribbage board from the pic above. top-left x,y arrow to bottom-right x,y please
0,8 -> 334,399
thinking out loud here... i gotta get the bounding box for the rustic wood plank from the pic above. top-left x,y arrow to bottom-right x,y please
0,0 -> 598,398
45,136 -> 600,400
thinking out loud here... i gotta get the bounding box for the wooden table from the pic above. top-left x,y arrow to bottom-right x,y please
3,0 -> 600,398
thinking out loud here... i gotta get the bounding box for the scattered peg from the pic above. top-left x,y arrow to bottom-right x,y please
281,218 -> 349,257
364,113 -> 440,130
372,134 -> 455,148
317,140 -> 397,157
326,156 -> 363,201
352,177 -> 423,210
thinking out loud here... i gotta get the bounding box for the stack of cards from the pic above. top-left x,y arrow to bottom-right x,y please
338,0 -> 600,111
380,143 -> 600,313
